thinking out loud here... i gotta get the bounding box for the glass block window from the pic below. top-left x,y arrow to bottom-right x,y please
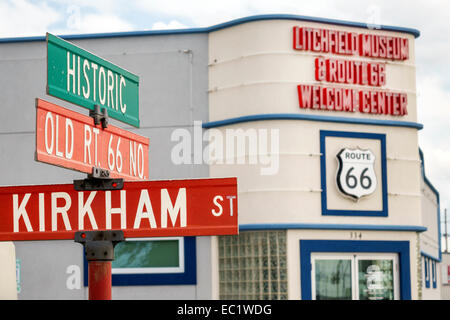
218,230 -> 288,300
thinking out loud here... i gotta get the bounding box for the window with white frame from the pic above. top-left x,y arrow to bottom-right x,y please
218,230 -> 287,300
112,237 -> 184,274
83,237 -> 196,286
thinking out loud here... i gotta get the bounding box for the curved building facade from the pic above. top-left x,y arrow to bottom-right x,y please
0,14 -> 441,300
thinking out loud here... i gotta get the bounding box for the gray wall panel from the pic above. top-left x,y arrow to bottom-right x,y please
0,32 -> 211,300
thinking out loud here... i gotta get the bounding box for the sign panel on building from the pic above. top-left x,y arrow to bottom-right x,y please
36,99 -> 149,180
336,147 -> 377,201
293,26 -> 409,117
46,33 -> 140,127
0,178 -> 238,241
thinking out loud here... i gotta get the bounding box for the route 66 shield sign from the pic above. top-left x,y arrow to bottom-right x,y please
336,148 -> 377,201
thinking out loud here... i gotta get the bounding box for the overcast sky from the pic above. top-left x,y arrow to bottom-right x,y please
1,0 -> 450,217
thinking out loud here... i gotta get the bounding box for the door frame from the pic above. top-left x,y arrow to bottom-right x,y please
300,240 -> 411,300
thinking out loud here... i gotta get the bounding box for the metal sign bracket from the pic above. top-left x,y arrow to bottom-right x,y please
74,230 -> 124,261
73,167 -> 124,191
74,230 -> 124,300
73,105 -> 121,191
89,104 -> 109,129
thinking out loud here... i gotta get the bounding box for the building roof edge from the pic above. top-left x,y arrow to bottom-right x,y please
0,13 -> 420,43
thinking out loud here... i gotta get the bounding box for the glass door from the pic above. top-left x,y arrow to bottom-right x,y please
312,253 -> 399,300
312,254 -> 354,300
356,254 -> 399,300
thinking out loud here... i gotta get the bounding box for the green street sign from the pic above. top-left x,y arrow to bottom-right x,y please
46,33 -> 140,127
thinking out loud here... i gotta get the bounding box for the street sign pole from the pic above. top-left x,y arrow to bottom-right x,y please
74,230 -> 124,300
89,261 -> 112,300
73,107 -> 125,300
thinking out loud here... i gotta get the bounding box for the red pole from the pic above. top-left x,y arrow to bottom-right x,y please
88,261 -> 112,300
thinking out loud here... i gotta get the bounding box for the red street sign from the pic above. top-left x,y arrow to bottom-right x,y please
0,177 -> 237,241
35,98 -> 149,180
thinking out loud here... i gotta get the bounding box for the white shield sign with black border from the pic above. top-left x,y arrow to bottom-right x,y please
336,147 -> 377,201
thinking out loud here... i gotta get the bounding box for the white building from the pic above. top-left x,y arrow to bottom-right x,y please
0,14 -> 441,300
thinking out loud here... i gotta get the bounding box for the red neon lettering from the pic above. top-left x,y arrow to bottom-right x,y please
370,91 -> 378,113
320,29 -> 329,52
368,63 -> 379,86
359,34 -> 371,57
353,61 -> 361,84
315,57 -> 326,81
293,27 -> 304,50
329,31 -> 337,53
292,26 -> 410,62
392,93 -> 400,115
312,85 -> 321,109
304,28 -> 313,51
350,32 -> 359,55
379,36 -> 387,58
393,38 -> 401,60
359,90 -> 371,113
386,37 -> 394,59
400,38 -> 409,60
345,60 -> 354,84
312,29 -> 321,51
385,92 -> 393,113
326,59 -> 337,82
337,60 -> 346,83
360,62 -> 369,85
297,85 -> 312,108
343,89 -> 353,112
377,92 -> 386,114
378,64 -> 386,86
325,87 -> 334,110
371,35 -> 379,58
400,93 -> 408,115
338,31 -> 346,54
334,88 -> 343,111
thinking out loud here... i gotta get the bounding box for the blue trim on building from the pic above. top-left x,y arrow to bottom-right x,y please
421,251 -> 440,261
419,148 -> 442,262
83,237 -> 197,287
320,130 -> 388,217
421,252 -> 439,289
300,240 -> 411,300
433,260 -> 437,289
239,223 -> 427,232
0,14 -> 420,43
424,255 -> 430,288
208,14 -> 420,38
202,113 -> 423,130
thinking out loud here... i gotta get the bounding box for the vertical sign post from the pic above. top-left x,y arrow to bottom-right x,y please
74,230 -> 124,300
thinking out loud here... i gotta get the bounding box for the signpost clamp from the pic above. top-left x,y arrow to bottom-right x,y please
89,104 -> 109,129
73,104 -> 123,191
74,230 -> 124,261
73,167 -> 124,191
74,230 -> 124,300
